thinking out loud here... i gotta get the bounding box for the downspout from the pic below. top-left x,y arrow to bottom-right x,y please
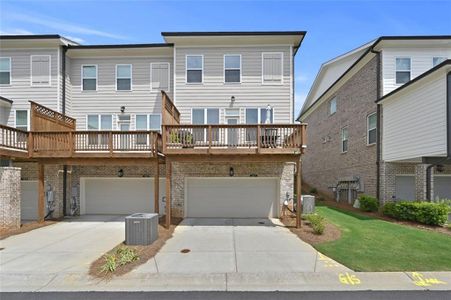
371,48 -> 382,201
62,45 -> 68,216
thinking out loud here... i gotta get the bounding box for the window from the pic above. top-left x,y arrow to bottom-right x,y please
136,114 -> 161,144
116,64 -> 132,91
341,127 -> 348,153
395,58 -> 411,84
224,55 -> 241,83
329,97 -> 337,115
0,57 -> 11,85
151,63 -> 169,91
186,55 -> 203,83
82,65 -> 97,91
87,114 -> 112,145
367,113 -> 377,145
15,110 -> 28,131
31,55 -> 51,86
433,57 -> 446,67
262,52 -> 283,84
245,108 -> 274,142
192,108 -> 219,142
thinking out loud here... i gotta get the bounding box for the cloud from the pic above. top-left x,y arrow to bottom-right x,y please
8,12 -> 126,40
295,75 -> 308,82
0,28 -> 34,35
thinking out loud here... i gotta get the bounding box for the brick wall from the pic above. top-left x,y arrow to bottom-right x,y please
301,56 -> 378,199
0,167 -> 21,229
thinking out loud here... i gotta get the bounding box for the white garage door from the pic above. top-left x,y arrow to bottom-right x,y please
185,177 -> 279,218
395,175 -> 415,201
21,181 -> 38,220
434,176 -> 451,200
81,178 -> 165,215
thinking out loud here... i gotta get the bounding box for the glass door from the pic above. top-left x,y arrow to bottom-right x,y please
227,118 -> 239,146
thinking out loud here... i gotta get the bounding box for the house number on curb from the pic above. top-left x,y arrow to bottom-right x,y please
338,273 -> 361,285
411,272 -> 446,287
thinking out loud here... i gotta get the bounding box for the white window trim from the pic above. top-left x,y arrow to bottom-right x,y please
150,62 -> 170,92
0,57 -> 12,86
14,109 -> 30,131
432,56 -> 447,67
244,107 -> 275,124
223,54 -> 242,84
81,64 -> 98,91
329,97 -> 337,116
30,55 -> 51,87
115,64 -> 132,91
185,54 -> 204,84
367,112 -> 377,146
341,126 -> 348,153
395,57 -> 411,85
135,113 -> 162,131
86,114 -> 113,130
261,52 -> 284,85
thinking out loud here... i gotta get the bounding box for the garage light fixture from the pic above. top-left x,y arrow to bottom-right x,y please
229,167 -> 234,177
118,169 -> 124,177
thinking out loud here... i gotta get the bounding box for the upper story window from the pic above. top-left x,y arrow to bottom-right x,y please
0,57 -> 11,85
395,58 -> 411,84
262,52 -> 283,85
329,97 -> 337,115
433,57 -> 446,67
116,64 -> 132,91
245,108 -> 274,124
136,114 -> 162,131
224,55 -> 241,83
341,127 -> 348,153
15,110 -> 28,131
82,65 -> 97,91
367,113 -> 377,145
151,62 -> 170,91
186,55 -> 203,84
31,55 -> 51,86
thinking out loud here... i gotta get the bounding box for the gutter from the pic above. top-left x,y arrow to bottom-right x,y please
62,45 -> 68,216
370,48 -> 382,202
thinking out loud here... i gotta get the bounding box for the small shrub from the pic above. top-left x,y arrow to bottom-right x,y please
358,195 -> 379,212
383,201 -> 449,226
309,187 -> 318,194
306,214 -> 325,235
100,254 -> 117,273
116,247 -> 139,266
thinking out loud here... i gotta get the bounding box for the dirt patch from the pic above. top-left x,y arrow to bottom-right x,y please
89,216 -> 182,279
0,220 -> 60,240
280,214 -> 341,245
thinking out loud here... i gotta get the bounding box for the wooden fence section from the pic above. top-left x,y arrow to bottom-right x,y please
161,91 -> 180,125
30,101 -> 76,131
163,124 -> 307,155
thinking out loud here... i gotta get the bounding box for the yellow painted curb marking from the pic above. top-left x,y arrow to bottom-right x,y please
411,272 -> 446,287
339,272 -> 361,285
318,253 -> 340,268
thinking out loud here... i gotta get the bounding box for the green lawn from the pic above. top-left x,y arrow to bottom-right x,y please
314,205 -> 451,272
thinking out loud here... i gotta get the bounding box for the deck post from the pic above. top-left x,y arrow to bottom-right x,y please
38,163 -> 45,223
154,159 -> 159,214
165,160 -> 172,228
296,158 -> 302,229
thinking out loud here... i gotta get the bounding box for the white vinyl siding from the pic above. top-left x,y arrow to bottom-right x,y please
69,56 -> 172,130
15,110 -> 29,131
262,52 -> 283,84
116,64 -> 132,91
82,65 -> 97,91
382,70 -> 447,161
0,57 -> 11,85
186,55 -> 203,84
31,55 -> 51,86
381,47 -> 451,95
174,46 -> 291,124
151,62 -> 170,91
341,127 -> 348,153
367,113 -> 377,145
224,54 -> 241,83
395,57 -> 411,84
433,57 -> 446,67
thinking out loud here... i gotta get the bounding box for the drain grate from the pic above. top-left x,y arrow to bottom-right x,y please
180,248 -> 191,254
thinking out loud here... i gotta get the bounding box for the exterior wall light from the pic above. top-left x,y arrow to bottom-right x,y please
231,96 -> 235,104
118,169 -> 124,177
120,106 -> 125,113
229,167 -> 234,177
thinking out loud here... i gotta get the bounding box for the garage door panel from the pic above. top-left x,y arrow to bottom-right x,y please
434,176 -> 451,200
186,178 -> 278,218
82,178 -> 165,215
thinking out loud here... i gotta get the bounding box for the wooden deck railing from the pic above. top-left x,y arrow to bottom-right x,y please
163,124 -> 307,154
0,124 -> 28,151
30,101 -> 76,131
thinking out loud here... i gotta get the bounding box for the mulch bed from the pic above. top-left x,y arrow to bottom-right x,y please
0,219 -> 60,240
89,216 -> 182,279
280,214 -> 342,245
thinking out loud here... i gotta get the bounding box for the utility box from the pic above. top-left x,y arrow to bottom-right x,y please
125,213 -> 158,246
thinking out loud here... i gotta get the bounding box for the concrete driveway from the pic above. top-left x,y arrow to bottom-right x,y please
0,215 -> 125,275
132,218 -> 349,274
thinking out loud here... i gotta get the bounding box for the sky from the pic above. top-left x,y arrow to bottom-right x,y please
1,0 -> 450,118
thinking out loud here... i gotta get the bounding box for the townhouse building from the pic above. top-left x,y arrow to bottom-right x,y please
298,36 -> 451,204
0,32 -> 307,229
